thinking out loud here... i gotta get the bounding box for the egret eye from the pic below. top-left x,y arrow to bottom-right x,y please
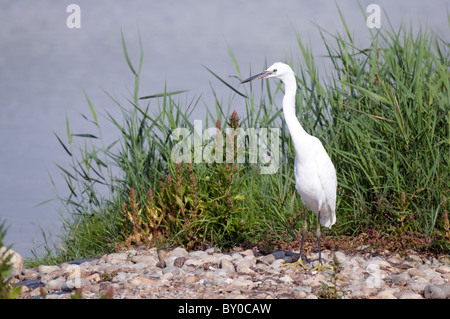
273,69 -> 277,72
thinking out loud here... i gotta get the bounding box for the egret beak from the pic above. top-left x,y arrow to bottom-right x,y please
240,70 -> 272,84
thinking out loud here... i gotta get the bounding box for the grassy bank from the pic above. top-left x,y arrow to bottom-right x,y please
29,13 -> 449,266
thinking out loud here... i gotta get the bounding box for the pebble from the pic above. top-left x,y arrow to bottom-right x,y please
12,247 -> 450,299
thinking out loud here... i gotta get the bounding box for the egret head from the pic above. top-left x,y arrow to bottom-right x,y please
241,62 -> 294,84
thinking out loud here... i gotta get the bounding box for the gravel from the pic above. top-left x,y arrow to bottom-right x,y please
13,246 -> 450,299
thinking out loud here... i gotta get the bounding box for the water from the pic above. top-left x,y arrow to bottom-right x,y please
0,0 -> 448,258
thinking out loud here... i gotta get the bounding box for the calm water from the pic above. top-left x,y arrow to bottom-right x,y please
0,0 -> 448,258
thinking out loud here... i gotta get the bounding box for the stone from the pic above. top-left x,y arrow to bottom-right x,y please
220,259 -> 235,273
407,254 -> 422,263
236,260 -> 254,274
387,255 -> 404,265
86,273 -> 102,284
131,255 -> 158,266
45,279 -> 64,290
279,275 -> 294,284
174,257 -> 186,268
361,257 -> 390,270
407,268 -> 426,277
390,272 -> 410,286
106,253 -> 129,265
409,278 -> 429,293
184,258 -> 203,267
184,275 -> 197,285
164,255 -> 179,267
22,269 -> 39,280
129,276 -> 157,287
240,249 -> 254,257
271,259 -> 286,270
271,250 -> 286,260
334,251 -> 347,264
259,254 -> 276,265
38,265 -> 60,274
158,250 -> 169,262
374,288 -> 399,299
230,277 -> 254,289
171,247 -> 188,257
394,290 -> 423,299
15,246 -> 448,300
0,247 -> 24,272
61,278 -> 91,291
188,251 -> 206,258
423,284 -> 450,299
436,265 -> 450,274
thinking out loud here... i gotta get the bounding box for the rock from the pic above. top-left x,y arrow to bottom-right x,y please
374,288 -> 399,299
302,274 -> 326,288
0,247 -> 24,272
409,278 -> 429,293
436,265 -> 450,274
231,277 -> 254,289
174,257 -> 186,268
389,272 -> 410,286
292,286 -> 312,294
259,254 -> 276,265
129,276 -> 157,287
235,260 -> 254,274
361,256 -> 390,269
271,250 -> 286,260
131,255 -> 158,266
423,284 -> 450,299
240,249 -> 254,257
279,275 -> 294,284
171,247 -> 188,257
407,254 -> 422,263
38,265 -> 60,274
220,259 -> 235,273
164,255 -> 178,267
45,279 -> 64,290
188,251 -> 206,258
270,259 -> 285,271
408,268 -> 427,277
106,253 -> 129,265
184,258 -> 203,267
184,275 -> 197,285
387,255 -> 404,265
61,278 -> 91,291
22,269 -> 39,280
14,247 -> 449,300
394,290 -> 423,299
334,251 -> 347,264
157,250 -> 169,262
86,273 -> 102,284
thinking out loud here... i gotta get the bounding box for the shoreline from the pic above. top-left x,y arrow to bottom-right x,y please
11,245 -> 450,299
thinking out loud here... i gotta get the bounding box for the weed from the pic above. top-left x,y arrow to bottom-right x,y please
0,221 -> 22,299
318,254 -> 346,299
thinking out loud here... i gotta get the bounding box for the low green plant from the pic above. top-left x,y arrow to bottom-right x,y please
0,221 -> 22,299
318,254 -> 346,299
121,112 -> 248,249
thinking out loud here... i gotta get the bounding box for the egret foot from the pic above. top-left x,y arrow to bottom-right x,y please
311,262 -> 330,272
282,255 -> 308,270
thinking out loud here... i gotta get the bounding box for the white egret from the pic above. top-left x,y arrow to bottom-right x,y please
241,62 -> 337,271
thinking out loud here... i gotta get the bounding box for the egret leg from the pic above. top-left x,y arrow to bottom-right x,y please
311,212 -> 328,272
282,209 -> 308,270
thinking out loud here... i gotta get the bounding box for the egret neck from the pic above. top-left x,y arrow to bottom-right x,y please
280,73 -> 310,160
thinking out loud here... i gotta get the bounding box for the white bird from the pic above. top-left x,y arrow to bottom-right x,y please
241,62 -> 337,271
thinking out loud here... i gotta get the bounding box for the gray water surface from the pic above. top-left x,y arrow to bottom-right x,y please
0,0 -> 448,258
